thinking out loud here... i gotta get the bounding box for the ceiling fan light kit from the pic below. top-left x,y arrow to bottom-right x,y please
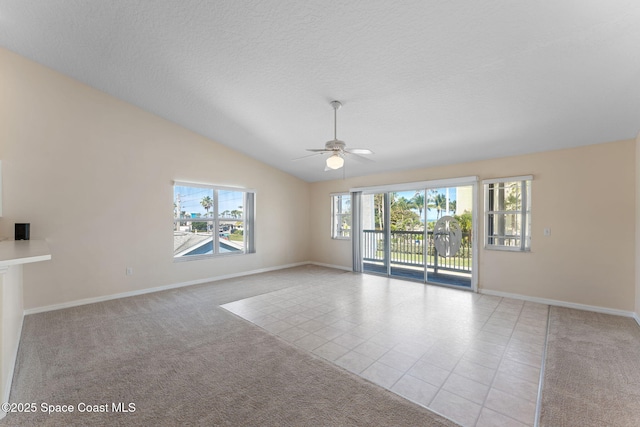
326,153 -> 344,169
295,100 -> 374,171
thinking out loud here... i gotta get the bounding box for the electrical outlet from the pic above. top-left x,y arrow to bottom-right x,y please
126,267 -> 134,276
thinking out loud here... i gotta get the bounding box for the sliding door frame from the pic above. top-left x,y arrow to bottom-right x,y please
352,176 -> 479,292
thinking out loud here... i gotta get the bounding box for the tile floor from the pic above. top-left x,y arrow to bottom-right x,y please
221,272 -> 548,427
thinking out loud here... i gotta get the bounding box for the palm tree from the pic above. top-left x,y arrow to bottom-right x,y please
411,192 -> 425,217
448,200 -> 457,215
200,196 -> 213,217
432,193 -> 447,219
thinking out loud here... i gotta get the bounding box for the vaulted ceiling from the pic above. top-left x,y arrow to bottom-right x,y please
1,1 -> 639,182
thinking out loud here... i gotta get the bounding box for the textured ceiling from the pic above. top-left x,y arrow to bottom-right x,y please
1,1 -> 639,182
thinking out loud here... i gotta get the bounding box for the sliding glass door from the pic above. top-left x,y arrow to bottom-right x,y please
359,180 -> 476,289
389,189 -> 426,281
362,193 -> 389,275
425,185 -> 473,288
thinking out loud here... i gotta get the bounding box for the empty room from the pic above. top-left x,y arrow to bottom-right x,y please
0,2 -> 639,426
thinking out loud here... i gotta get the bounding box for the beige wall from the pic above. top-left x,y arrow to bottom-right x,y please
636,132 -> 640,318
0,48 -> 310,310
310,140 -> 636,311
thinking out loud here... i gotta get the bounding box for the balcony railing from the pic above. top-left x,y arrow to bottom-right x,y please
363,229 -> 472,274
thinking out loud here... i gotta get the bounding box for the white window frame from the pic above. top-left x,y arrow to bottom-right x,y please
483,175 -> 532,252
173,181 -> 255,261
331,193 -> 351,240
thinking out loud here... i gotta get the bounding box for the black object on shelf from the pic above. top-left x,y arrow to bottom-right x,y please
15,223 -> 30,240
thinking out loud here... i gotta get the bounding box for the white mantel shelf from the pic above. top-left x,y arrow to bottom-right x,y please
0,240 -> 51,269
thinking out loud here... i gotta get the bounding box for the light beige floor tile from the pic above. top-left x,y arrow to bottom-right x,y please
331,319 -> 360,331
475,331 -> 511,346
462,348 -> 502,370
482,323 -> 515,337
492,371 -> 539,402
361,361 -> 405,389
503,347 -> 543,368
391,374 -> 439,407
352,340 -> 390,359
276,326 -> 309,342
297,319 -> 326,333
510,330 -> 546,346
430,389 -> 482,427
393,340 -> 433,358
281,313 -> 311,325
312,341 -> 350,361
334,351 -> 375,374
314,325 -> 344,340
442,373 -> 490,405
419,350 -> 460,371
331,333 -> 367,350
470,340 -> 507,357
484,388 -> 536,425
407,360 -> 451,387
377,349 -> 419,372
498,359 -> 540,384
453,359 -> 497,385
293,333 -> 328,351
262,319 -> 292,334
476,408 -> 530,427
368,331 -> 404,348
513,323 -> 547,337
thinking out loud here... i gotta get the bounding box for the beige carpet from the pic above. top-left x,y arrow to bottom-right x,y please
2,267 -> 457,426
540,307 -> 640,427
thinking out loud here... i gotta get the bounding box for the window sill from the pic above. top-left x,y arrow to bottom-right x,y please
173,251 -> 252,262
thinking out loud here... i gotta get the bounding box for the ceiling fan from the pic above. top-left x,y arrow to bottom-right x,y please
293,100 -> 374,171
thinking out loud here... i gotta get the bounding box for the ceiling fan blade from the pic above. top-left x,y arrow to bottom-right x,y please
345,148 -> 373,155
306,148 -> 332,153
349,153 -> 375,163
291,152 -> 324,161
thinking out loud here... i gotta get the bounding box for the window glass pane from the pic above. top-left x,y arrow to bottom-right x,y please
175,229 -> 214,257
504,213 -> 521,237
332,194 -> 351,239
218,222 -> 244,253
218,190 -> 244,219
504,182 -> 521,211
174,185 -> 215,258
174,186 -> 214,219
485,178 -> 531,250
218,190 -> 244,253
174,184 -> 252,259
488,182 -> 521,212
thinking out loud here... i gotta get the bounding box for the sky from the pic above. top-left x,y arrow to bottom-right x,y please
174,185 -> 244,218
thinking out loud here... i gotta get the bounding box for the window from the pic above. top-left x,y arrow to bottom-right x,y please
331,193 -> 351,239
173,182 -> 255,260
484,176 -> 531,251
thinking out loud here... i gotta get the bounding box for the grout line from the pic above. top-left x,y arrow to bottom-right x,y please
533,305 -> 551,427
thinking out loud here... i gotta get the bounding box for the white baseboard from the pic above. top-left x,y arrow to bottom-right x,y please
24,262 -> 311,315
633,313 -> 640,327
308,261 -> 352,272
479,289 -> 636,318
0,312 -> 24,420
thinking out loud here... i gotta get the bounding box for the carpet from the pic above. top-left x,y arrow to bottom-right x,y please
2,267 -> 457,426
540,307 -> 640,427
